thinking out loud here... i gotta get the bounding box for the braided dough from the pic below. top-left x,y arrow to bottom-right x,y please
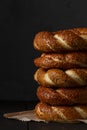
34,68 -> 87,87
37,86 -> 87,105
35,102 -> 87,121
34,28 -> 87,52
34,52 -> 87,69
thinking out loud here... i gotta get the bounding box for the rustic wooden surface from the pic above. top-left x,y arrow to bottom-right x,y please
1,101 -> 87,130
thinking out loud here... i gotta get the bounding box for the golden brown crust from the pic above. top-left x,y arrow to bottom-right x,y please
34,68 -> 87,87
37,86 -> 87,105
34,52 -> 87,69
70,28 -> 87,35
35,102 -> 87,121
33,28 -> 87,52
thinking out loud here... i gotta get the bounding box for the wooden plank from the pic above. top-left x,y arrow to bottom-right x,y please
0,102 -> 28,130
29,121 -> 87,130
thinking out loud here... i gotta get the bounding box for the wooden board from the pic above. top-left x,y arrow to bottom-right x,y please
0,102 -> 28,130
1,101 -> 87,130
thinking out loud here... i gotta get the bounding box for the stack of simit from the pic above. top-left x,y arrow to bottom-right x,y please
33,28 -> 87,122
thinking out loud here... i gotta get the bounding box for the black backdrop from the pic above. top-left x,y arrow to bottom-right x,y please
0,0 -> 87,101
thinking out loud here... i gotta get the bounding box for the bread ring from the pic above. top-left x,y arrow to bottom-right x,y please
33,28 -> 87,52
37,86 -> 87,105
35,102 -> 87,122
34,68 -> 87,87
34,52 -> 87,69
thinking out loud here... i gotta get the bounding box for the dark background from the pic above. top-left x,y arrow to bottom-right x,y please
0,0 -> 87,101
